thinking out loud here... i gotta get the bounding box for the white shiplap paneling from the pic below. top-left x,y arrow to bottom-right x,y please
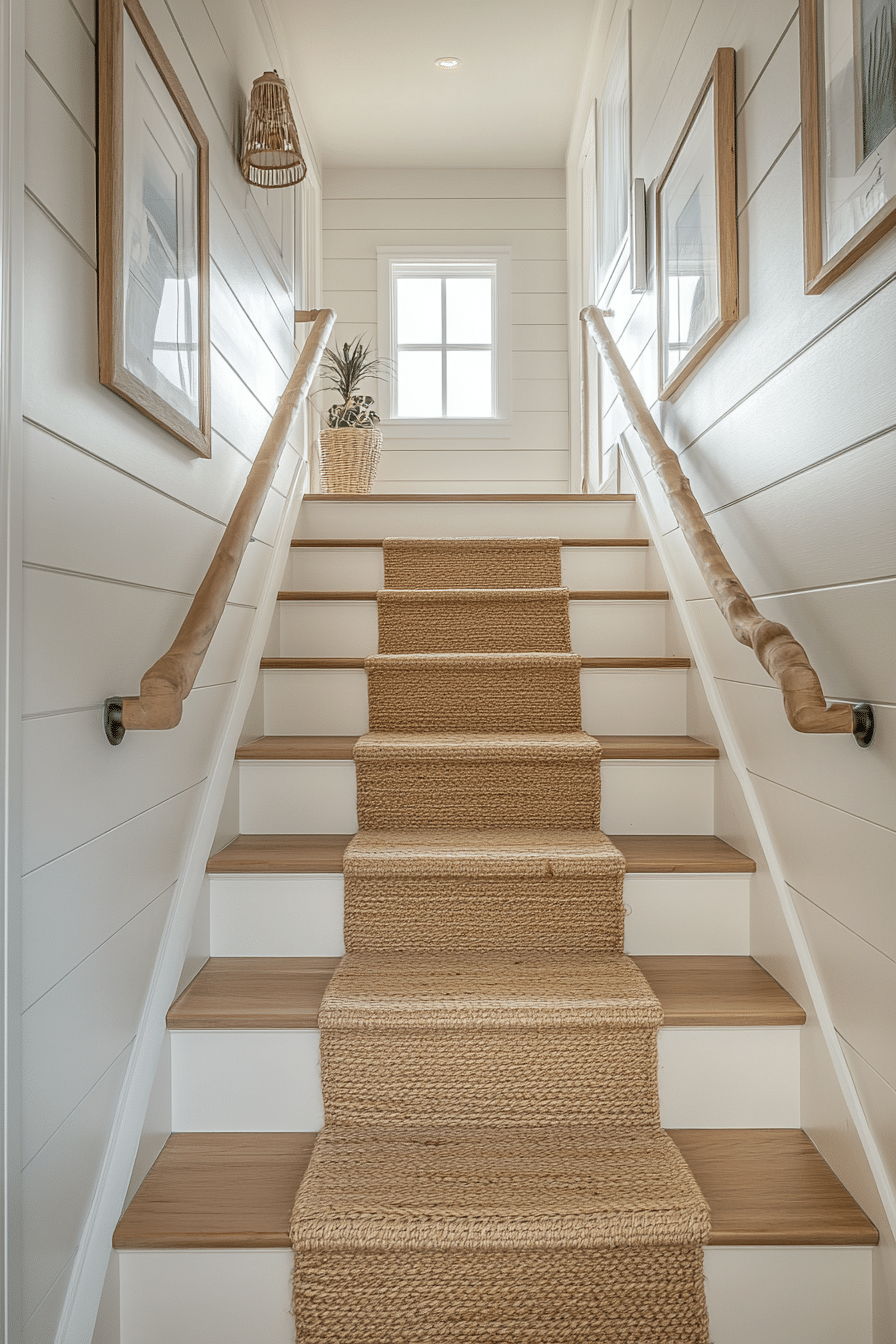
322,167 -> 570,492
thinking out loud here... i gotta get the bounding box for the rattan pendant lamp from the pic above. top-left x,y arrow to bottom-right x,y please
240,70 -> 306,188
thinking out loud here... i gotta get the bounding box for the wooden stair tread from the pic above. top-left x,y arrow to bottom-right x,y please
632,956 -> 805,1025
291,537 -> 651,548
167,957 -> 341,1029
206,833 -> 754,875
166,956 -> 803,1029
302,493 -> 636,502
611,835 -> 756,872
206,834 -> 352,873
236,736 -> 359,760
113,1132 -> 317,1249
670,1130 -> 878,1246
260,656 -> 692,669
234,735 -> 719,762
278,591 -> 670,602
113,1128 -> 877,1250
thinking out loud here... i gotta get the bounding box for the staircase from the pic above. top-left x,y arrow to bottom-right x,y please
111,492 -> 877,1344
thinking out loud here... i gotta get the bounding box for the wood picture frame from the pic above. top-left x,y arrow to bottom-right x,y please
97,0 -> 211,456
656,47 -> 737,401
800,0 -> 896,294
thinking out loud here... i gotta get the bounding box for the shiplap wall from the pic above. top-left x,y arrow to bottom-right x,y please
321,168 -> 570,493
569,0 -> 896,1334
19,0 -> 313,1336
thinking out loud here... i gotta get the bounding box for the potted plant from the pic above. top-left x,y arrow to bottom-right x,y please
316,336 -> 390,494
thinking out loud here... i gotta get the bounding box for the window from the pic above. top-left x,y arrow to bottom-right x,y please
377,247 -> 512,436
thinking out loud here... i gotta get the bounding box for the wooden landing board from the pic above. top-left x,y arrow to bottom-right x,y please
260,656 -> 692,669
113,1129 -> 877,1250
633,956 -> 806,1026
234,736 -> 719,762
166,956 -> 803,1030
291,538 -> 651,548
206,833 -> 755,875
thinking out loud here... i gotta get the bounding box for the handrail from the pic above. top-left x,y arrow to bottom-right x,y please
104,308 -> 335,743
580,306 -> 874,746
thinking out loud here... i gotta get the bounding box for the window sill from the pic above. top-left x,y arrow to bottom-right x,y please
378,418 -> 513,439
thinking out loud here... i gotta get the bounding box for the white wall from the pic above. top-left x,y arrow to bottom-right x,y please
321,167 -> 570,493
17,0 -> 317,1338
568,1 -> 896,1336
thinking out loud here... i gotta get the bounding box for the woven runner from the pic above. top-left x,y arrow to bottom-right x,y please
383,536 -> 562,589
342,828 -> 626,953
366,652 -> 582,732
291,536 -> 710,1342
377,587 -> 571,653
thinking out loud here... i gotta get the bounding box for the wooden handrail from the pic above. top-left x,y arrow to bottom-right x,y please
105,308 -> 335,742
580,306 -> 873,744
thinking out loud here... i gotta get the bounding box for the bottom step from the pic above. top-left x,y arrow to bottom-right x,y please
114,1130 -> 876,1344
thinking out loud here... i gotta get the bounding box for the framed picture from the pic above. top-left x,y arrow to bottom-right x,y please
98,0 -> 211,455
597,12 -> 632,295
800,0 -> 896,293
656,48 -> 737,401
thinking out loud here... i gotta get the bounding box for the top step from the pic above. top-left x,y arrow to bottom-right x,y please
296,494 -> 642,541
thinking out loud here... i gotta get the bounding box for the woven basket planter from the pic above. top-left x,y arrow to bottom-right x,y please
318,427 -> 383,494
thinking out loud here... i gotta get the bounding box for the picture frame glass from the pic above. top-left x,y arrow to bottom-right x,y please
659,84 -> 720,387
820,0 -> 896,263
122,10 -> 201,429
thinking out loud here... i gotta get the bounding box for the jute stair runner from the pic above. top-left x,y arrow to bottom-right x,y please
377,587 -> 571,653
291,536 -> 710,1342
383,536 -> 563,589
367,652 -> 583,732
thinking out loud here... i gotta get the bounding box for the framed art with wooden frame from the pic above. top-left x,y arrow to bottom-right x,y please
98,0 -> 211,456
799,0 -> 896,294
656,48 -> 737,401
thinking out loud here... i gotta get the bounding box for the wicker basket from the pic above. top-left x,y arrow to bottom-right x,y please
318,427 -> 383,494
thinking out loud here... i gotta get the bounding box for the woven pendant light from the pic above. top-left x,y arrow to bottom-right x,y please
240,71 -> 307,188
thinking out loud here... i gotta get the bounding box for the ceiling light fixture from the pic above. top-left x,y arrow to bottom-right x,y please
434,56 -> 460,70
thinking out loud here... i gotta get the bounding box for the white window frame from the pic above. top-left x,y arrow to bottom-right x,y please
376,246 -> 512,437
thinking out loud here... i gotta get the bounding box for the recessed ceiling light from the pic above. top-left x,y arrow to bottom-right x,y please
434,56 -> 460,70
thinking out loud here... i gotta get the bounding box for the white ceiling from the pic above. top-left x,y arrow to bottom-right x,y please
274,0 -> 598,168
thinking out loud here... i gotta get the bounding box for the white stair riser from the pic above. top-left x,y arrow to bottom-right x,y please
118,1250 -> 295,1344
276,598 -> 668,658
237,759 -> 716,835
261,667 -> 690,736
168,1026 -> 800,1131
296,499 -> 640,539
288,546 -> 384,590
207,871 -> 752,958
116,1245 -> 873,1344
263,668 -> 370,735
702,1246 -> 872,1344
285,546 -> 649,591
623,874 -> 751,954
